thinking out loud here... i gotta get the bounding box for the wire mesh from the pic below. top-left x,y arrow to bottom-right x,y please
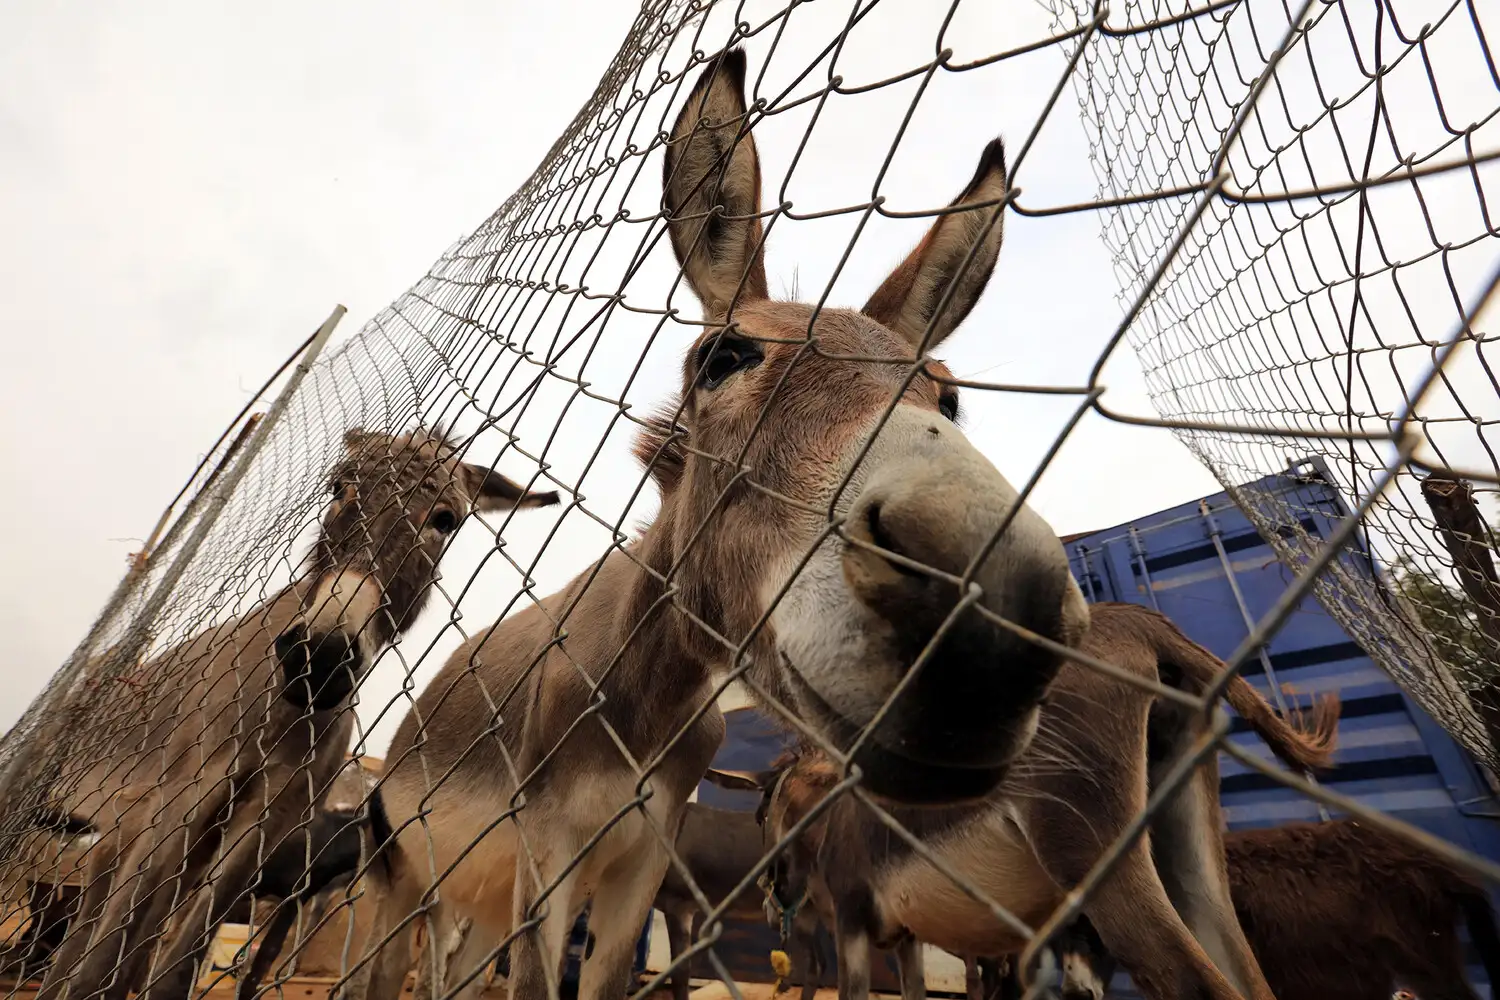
2,2 -> 1499,1000
1050,0 -> 1500,774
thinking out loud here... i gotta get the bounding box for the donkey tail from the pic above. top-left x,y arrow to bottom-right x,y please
1456,876 -> 1500,992
365,785 -> 397,880
1150,609 -> 1340,774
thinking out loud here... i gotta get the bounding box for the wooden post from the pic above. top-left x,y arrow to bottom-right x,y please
1419,474 -> 1500,755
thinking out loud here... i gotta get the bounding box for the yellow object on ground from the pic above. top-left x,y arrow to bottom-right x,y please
769,949 -> 792,997
196,923 -> 250,991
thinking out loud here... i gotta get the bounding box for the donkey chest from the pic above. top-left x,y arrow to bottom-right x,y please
873,813 -> 1061,956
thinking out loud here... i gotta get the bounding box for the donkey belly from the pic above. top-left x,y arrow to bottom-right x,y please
878,817 -> 1061,957
428,821 -> 522,930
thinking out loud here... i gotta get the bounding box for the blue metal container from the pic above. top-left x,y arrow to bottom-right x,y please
1063,457 -> 1500,997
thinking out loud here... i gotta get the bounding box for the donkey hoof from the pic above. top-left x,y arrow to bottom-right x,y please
275,625 -> 360,711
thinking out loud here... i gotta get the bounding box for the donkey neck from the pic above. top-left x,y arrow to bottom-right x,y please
568,530 -> 718,755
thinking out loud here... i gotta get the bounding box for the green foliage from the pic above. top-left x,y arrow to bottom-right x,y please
1387,531 -> 1500,687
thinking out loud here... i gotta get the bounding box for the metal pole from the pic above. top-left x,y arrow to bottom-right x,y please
1075,546 -> 1099,603
0,305 -> 345,828
1201,500 -> 1291,712
90,303 -> 347,687
1128,525 -> 1162,611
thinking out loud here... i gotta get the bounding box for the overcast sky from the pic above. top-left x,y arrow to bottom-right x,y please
12,0 -> 1484,754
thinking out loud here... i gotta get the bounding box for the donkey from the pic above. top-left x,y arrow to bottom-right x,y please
727,602 -> 1341,1000
352,45 -> 1088,1000
32,426 -> 557,1000
1047,819 -> 1500,1000
653,803 -> 830,1000
222,794 -> 390,1000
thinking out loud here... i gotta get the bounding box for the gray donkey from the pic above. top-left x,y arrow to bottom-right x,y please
32,426 -> 557,1000
353,45 -> 1086,1000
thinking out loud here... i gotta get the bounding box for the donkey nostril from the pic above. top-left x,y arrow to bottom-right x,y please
274,626 -> 310,672
864,502 -> 921,578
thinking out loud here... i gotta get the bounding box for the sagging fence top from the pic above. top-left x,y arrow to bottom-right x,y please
2,3 -> 1499,1000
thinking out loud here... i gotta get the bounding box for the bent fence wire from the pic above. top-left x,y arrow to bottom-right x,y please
1,2 -> 1498,1000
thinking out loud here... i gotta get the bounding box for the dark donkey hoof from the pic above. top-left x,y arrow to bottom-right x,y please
274,624 -> 361,711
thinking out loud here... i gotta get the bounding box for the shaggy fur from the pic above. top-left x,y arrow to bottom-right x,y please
1052,819 -> 1500,1000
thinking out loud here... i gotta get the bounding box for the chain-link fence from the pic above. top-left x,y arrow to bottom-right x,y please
2,2 -> 1499,1000
1051,0 -> 1500,775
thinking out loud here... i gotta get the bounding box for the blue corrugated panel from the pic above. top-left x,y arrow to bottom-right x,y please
1065,459 -> 1500,998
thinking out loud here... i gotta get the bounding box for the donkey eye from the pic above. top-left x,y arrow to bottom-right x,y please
938,393 -> 959,422
429,510 -> 459,535
329,479 -> 345,497
696,335 -> 763,391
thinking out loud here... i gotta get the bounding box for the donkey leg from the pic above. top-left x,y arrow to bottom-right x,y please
794,925 -> 824,1000
978,958 -> 1012,1000
140,801 -> 285,1000
1068,842 -> 1243,1000
345,857 -> 422,1000
662,908 -> 693,1000
1148,762 -> 1272,1000
892,936 -> 925,1000
56,808 -> 199,1000
832,911 -> 872,1000
111,779 -> 247,1000
507,857 -> 582,1000
577,849 -> 668,1000
235,899 -> 299,1000
37,828 -> 120,1000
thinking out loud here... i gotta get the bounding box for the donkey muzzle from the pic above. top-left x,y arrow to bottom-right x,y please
275,624 -> 362,711
776,406 -> 1089,805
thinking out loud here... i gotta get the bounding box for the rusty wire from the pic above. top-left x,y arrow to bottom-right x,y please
2,2 -> 1500,1000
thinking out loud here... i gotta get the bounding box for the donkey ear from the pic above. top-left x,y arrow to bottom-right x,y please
702,767 -> 769,792
862,138 -> 1009,350
460,462 -> 561,512
663,48 -> 769,320
343,428 -> 371,452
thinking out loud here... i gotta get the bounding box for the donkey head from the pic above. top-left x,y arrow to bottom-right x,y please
705,751 -> 836,933
642,49 -> 1089,803
1048,917 -> 1112,1000
275,426 -> 559,711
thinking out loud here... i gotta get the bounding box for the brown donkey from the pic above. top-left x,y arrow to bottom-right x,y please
33,427 -> 557,1000
1048,819 -> 1500,1000
729,603 -> 1341,1000
353,46 -> 1088,1000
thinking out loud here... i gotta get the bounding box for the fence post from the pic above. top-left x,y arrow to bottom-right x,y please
0,305 -> 346,840
1419,474 -> 1500,755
